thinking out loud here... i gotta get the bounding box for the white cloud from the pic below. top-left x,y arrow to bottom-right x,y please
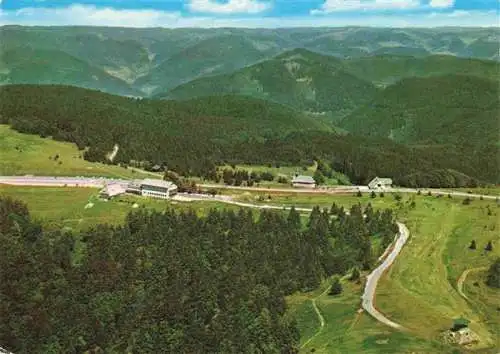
0,5 -> 497,28
429,0 -> 455,8
2,4 -> 181,27
311,0 -> 421,15
187,0 -> 271,14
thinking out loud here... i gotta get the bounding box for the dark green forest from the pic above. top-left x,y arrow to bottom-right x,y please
0,196 -> 397,353
0,85 -> 496,187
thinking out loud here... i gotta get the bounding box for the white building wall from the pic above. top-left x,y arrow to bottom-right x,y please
141,189 -> 169,199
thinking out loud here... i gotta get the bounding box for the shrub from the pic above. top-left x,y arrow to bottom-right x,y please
462,197 -> 472,205
329,276 -> 343,296
469,240 -> 476,250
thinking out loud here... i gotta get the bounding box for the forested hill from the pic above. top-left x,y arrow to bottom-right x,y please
0,46 -> 141,97
1,196 -> 398,352
0,85 -> 496,186
0,84 -> 331,142
158,48 -> 379,115
341,75 -> 499,148
1,26 -> 498,97
341,55 -> 500,87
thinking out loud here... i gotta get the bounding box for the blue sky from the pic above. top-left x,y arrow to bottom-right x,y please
0,0 -> 498,27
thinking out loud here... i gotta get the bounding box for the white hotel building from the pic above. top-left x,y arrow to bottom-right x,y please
139,178 -> 178,199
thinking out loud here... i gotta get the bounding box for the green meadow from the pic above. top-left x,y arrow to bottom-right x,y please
0,124 -> 149,179
0,185 -> 238,231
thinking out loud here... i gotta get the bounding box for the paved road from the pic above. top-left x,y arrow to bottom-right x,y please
0,176 -> 128,188
361,222 -> 409,330
2,176 -> 497,201
198,183 -> 366,194
200,183 -> 499,200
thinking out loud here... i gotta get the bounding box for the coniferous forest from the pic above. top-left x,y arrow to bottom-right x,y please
0,196 -> 397,353
1,85 -> 497,187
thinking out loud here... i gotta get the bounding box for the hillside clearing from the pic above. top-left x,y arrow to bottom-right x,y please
0,125 -> 148,179
376,197 -> 499,349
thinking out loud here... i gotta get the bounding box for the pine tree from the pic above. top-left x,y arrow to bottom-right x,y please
330,202 -> 339,216
486,258 -> 500,288
313,170 -> 325,186
370,191 -> 376,199
469,240 -> 477,250
485,241 -> 493,251
350,267 -> 360,282
329,276 -> 343,296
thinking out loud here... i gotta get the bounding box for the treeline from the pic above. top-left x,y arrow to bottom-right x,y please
0,85 -> 495,187
220,168 -> 280,186
0,196 -> 397,353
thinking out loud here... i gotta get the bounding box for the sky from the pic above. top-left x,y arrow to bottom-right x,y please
0,0 -> 498,28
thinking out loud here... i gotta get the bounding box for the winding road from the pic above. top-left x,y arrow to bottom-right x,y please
361,222 -> 409,330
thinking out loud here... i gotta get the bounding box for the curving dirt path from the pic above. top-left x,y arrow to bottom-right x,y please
457,267 -> 487,300
300,284 -> 331,349
361,222 -> 409,330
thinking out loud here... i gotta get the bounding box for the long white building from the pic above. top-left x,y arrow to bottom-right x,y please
140,178 -> 178,199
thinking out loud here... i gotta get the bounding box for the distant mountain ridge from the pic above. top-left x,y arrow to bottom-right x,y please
158,48 -> 379,116
1,26 -> 498,97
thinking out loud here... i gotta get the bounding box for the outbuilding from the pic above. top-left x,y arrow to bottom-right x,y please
292,175 -> 316,189
99,183 -> 127,199
368,177 -> 393,190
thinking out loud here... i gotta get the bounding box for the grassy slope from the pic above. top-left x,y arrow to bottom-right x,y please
463,271 -> 500,348
376,196 -> 499,349
160,48 -> 378,115
0,125 -> 148,178
0,185 -> 240,232
286,194 -> 499,353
